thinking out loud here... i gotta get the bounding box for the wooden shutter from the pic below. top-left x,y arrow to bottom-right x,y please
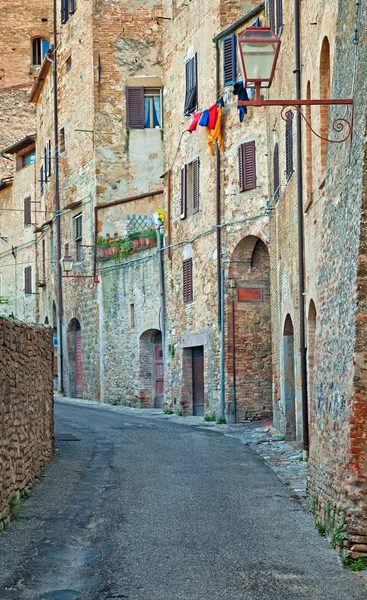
44,147 -> 48,182
180,165 -> 187,219
65,242 -> 69,256
47,140 -> 51,177
276,0 -> 283,32
70,0 -> 75,14
192,158 -> 199,214
24,197 -> 31,225
269,0 -> 275,32
183,258 -> 193,303
184,54 -> 197,115
285,111 -> 293,178
40,165 -> 44,195
24,266 -> 32,295
126,87 -> 144,128
238,141 -> 256,192
61,0 -> 69,24
273,143 -> 279,201
223,35 -> 236,86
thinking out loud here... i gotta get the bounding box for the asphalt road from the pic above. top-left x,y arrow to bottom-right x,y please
0,400 -> 366,600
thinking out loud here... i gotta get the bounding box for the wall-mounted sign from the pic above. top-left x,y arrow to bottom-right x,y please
238,287 -> 263,302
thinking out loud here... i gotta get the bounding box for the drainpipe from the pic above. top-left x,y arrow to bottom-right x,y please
231,294 -> 237,423
294,0 -> 309,454
220,268 -> 225,420
53,0 -> 64,391
215,41 -> 222,327
156,223 -> 166,353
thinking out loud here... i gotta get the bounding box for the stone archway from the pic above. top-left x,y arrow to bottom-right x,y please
139,329 -> 163,408
67,318 -> 83,398
283,314 -> 296,440
228,235 -> 273,422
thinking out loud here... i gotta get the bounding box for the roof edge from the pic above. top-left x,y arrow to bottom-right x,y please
0,135 -> 36,156
212,4 -> 265,43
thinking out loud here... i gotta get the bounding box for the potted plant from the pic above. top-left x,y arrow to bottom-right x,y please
143,229 -> 157,246
128,231 -> 141,249
118,238 -> 133,259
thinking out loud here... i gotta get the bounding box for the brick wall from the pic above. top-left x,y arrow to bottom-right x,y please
0,317 -> 54,526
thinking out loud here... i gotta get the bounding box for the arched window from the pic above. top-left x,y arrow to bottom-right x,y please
319,37 -> 331,171
305,81 -> 313,207
32,38 -> 50,65
273,143 -> 279,202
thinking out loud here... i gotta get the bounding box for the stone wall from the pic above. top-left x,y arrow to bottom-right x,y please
0,317 -> 54,524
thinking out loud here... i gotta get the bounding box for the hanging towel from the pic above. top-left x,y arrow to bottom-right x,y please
199,109 -> 209,127
208,104 -> 218,130
207,107 -> 223,156
188,111 -> 202,133
232,82 -> 249,123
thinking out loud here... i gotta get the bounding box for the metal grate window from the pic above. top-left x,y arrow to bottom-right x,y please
273,143 -> 280,202
183,258 -> 193,303
24,266 -> 32,295
285,111 -> 294,179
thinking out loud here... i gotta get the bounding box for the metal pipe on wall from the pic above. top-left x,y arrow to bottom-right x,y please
220,268 -> 225,420
294,0 -> 309,453
215,41 -> 222,328
53,0 -> 64,391
231,295 -> 237,423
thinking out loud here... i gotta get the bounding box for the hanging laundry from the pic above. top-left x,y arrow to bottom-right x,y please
207,107 -> 223,156
208,103 -> 218,130
216,96 -> 225,108
188,111 -> 202,133
232,82 -> 249,123
199,109 -> 209,127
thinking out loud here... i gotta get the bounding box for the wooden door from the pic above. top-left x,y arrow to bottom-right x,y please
192,346 -> 204,416
154,343 -> 164,395
75,329 -> 83,398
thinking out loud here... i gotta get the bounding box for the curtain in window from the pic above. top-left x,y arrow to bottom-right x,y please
152,96 -> 161,127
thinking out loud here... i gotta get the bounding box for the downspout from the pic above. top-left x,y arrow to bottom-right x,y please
53,0 -> 64,391
294,0 -> 309,454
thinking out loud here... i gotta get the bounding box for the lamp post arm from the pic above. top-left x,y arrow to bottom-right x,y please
238,98 -> 353,107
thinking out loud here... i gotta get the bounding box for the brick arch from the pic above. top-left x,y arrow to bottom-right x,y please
138,329 -> 163,409
226,234 -> 272,422
282,314 -> 296,439
67,318 -> 82,398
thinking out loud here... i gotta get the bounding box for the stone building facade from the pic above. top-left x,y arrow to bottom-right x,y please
0,317 -> 54,526
267,0 -> 367,556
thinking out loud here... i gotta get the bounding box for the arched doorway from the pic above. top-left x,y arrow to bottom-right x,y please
67,318 -> 83,398
283,314 -> 296,440
228,236 -> 273,422
139,329 -> 163,408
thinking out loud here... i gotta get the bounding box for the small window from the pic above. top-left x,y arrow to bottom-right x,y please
74,213 -> 82,261
126,87 -> 162,128
24,266 -> 32,295
269,0 -> 275,32
24,197 -> 32,226
183,258 -> 193,303
61,0 -> 69,23
32,38 -> 49,65
180,158 -> 200,219
65,242 -> 69,256
46,140 -> 51,178
59,128 -> 65,153
40,165 -> 44,196
238,141 -> 256,192
66,56 -> 72,72
70,0 -> 76,14
223,35 -> 236,87
276,0 -> 283,33
285,110 -> 294,179
42,239 -> 46,283
144,89 -> 161,128
22,149 -> 36,168
184,54 -> 198,116
273,143 -> 280,202
130,304 -> 135,328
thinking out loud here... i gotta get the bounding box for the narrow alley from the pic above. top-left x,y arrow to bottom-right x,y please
0,400 -> 365,600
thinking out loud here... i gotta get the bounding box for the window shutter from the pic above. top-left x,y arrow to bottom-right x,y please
24,197 -> 31,225
276,0 -> 283,32
269,0 -> 275,32
184,54 -> 197,115
70,0 -> 75,14
40,165 -> 44,195
223,35 -> 236,86
273,143 -> 279,202
180,165 -> 187,219
239,141 -> 256,192
183,258 -> 193,303
126,87 -> 144,128
25,266 -> 32,295
61,0 -> 69,24
192,158 -> 199,214
47,140 -> 52,177
285,111 -> 293,178
44,147 -> 48,183
65,242 -> 69,256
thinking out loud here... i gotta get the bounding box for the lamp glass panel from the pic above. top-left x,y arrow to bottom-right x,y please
240,41 -> 277,80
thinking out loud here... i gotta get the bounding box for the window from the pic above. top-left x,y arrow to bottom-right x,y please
24,197 -> 32,226
319,37 -> 330,172
40,164 -> 44,196
24,266 -> 32,295
74,214 -> 82,261
66,56 -> 72,72
180,158 -> 200,219
70,0 -> 76,14
269,0 -> 275,32
126,87 -> 162,128
305,81 -> 313,206
130,304 -> 135,328
21,149 -> 36,168
184,54 -> 197,116
59,128 -> 65,153
46,140 -> 51,179
238,141 -> 256,192
42,239 -> 46,283
285,110 -> 294,179
273,143 -> 280,202
183,258 -> 193,303
32,38 -> 49,65
276,0 -> 283,33
61,0 -> 69,23
65,242 -> 69,256
223,35 -> 236,86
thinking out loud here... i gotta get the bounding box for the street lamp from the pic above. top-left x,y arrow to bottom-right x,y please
59,255 -> 74,273
238,26 -> 280,97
